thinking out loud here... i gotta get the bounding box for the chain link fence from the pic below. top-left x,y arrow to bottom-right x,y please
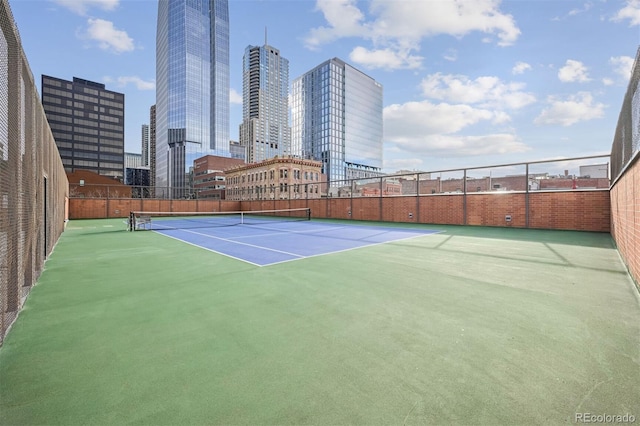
0,0 -> 69,344
611,46 -> 640,182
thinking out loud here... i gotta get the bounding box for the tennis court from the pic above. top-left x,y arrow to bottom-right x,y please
129,209 -> 441,266
0,218 -> 638,425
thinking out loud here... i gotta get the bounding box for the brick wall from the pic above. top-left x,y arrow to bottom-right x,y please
69,191 -> 610,232
610,157 -> 640,288
69,198 -> 241,218
419,195 -> 464,224
466,193 -> 526,227
529,191 -> 611,232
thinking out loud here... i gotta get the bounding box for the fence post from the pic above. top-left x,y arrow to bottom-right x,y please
463,169 -> 467,225
415,173 -> 420,223
525,163 -> 530,228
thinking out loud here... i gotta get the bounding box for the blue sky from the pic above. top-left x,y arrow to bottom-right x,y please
8,0 -> 640,173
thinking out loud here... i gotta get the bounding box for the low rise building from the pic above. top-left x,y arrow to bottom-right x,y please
225,156 -> 324,201
192,155 -> 246,199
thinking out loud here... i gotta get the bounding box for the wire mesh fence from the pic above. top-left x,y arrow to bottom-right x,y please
0,0 -> 69,344
611,46 -> 640,182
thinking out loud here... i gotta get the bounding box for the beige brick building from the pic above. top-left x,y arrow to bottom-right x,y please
225,157 -> 325,201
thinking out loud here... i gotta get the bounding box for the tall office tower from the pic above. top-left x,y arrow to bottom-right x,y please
291,58 -> 383,185
141,124 -> 149,166
150,105 -> 156,187
156,0 -> 230,194
239,43 -> 290,163
42,75 -> 125,180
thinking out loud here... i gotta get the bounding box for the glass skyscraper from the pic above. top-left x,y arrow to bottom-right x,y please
156,0 -> 230,194
239,44 -> 290,163
291,58 -> 383,185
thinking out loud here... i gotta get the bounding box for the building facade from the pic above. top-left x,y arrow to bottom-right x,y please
156,0 -> 230,194
225,157 -> 324,201
192,154 -> 245,199
291,58 -> 383,186
141,124 -> 149,166
239,43 -> 290,163
124,152 -> 142,169
150,105 -> 156,187
229,140 -> 247,161
42,75 -> 125,180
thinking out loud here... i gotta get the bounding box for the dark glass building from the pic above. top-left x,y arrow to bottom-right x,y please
41,75 -> 125,180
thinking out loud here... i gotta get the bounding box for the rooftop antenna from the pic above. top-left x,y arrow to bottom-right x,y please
265,26 -> 267,46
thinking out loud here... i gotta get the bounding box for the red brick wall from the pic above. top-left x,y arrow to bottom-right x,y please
610,157 -> 640,288
69,198 -> 242,218
529,191 -> 610,232
382,197 -> 417,223
69,191 -> 611,232
352,197 -> 381,221
466,193 -> 526,227
419,195 -> 464,224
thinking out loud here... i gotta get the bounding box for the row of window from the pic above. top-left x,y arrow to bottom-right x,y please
54,141 -> 123,153
227,184 -> 320,195
43,79 -> 71,89
229,168 -> 320,184
60,158 -> 123,169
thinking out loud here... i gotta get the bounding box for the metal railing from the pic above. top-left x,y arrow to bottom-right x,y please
70,155 -> 611,202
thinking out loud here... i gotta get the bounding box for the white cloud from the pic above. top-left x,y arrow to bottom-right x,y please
568,2 -> 593,17
52,0 -> 118,16
443,49 -> 457,62
612,0 -> 640,26
305,0 -> 520,70
230,88 -> 242,105
388,133 -> 529,157
383,101 -> 529,157
512,61 -> 531,75
109,76 -> 154,90
602,78 -> 614,86
420,73 -> 536,110
305,0 -> 366,48
558,59 -> 591,83
383,158 -> 425,172
610,56 -> 635,81
534,92 -> 605,126
84,18 -> 134,53
385,101 -> 493,135
349,46 -> 422,70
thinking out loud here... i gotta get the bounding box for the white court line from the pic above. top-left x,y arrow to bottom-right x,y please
164,228 -> 305,258
264,230 -> 446,267
153,231 -> 264,267
152,225 -> 444,267
227,225 -> 349,240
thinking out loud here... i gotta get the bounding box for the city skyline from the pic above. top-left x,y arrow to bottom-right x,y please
8,0 -> 640,173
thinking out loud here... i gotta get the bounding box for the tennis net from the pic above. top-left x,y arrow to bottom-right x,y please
128,207 -> 312,231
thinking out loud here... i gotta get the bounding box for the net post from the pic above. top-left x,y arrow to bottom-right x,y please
128,211 -> 134,232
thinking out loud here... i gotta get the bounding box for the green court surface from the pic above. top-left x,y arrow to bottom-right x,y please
1,219 -> 638,425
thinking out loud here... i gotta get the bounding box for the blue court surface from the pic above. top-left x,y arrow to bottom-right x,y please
150,220 -> 441,266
